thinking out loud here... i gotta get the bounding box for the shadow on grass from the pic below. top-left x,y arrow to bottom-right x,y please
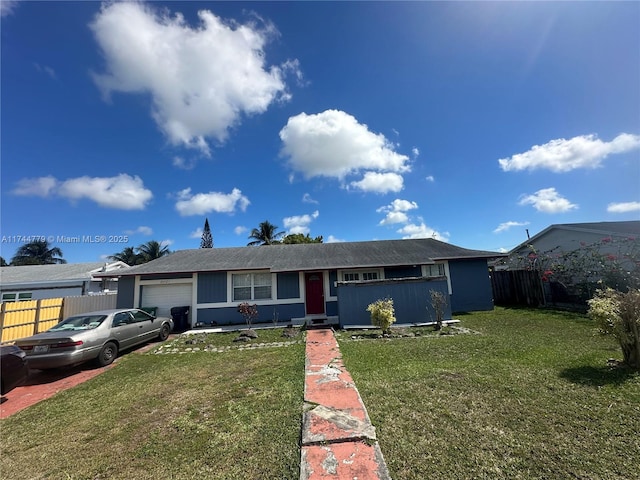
559,364 -> 639,387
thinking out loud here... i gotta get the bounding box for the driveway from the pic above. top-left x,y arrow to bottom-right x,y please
0,336 -> 176,419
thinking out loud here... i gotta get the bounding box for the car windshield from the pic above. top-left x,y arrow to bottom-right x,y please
48,315 -> 107,331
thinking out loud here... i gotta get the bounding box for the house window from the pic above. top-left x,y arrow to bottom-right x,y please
341,270 -> 380,282
232,272 -> 272,301
425,264 -> 445,277
1,292 -> 33,302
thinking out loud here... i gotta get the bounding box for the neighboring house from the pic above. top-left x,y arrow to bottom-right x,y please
0,261 -> 129,302
496,221 -> 640,306
508,221 -> 640,265
99,239 -> 504,328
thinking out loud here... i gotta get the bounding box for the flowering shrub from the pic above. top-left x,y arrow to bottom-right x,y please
237,302 -> 258,328
505,236 -> 640,303
367,298 -> 396,333
588,287 -> 640,370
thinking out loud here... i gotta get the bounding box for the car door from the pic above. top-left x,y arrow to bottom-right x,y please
128,309 -> 159,345
110,311 -> 140,349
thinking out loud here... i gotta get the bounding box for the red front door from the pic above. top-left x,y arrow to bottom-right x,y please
305,272 -> 325,315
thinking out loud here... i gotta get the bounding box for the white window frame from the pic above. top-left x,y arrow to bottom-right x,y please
1,291 -> 33,302
422,262 -> 452,295
424,263 -> 446,278
339,269 -> 382,282
232,271 -> 273,302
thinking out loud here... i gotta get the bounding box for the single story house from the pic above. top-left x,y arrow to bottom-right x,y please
99,238 -> 504,329
0,261 -> 129,302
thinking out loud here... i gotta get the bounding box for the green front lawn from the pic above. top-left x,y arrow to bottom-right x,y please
2,310 -> 638,479
337,308 -> 640,480
0,342 -> 305,479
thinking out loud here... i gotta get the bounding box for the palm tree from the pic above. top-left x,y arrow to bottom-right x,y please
10,240 -> 66,265
247,220 -> 285,246
108,246 -> 142,266
137,240 -> 171,262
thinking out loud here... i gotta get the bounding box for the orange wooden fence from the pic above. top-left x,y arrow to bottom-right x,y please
0,298 -> 64,343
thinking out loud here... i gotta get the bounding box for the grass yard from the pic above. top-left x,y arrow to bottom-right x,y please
2,310 -> 638,479
0,338 -> 305,479
337,308 -> 640,480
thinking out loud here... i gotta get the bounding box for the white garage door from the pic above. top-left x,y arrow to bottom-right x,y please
140,283 -> 193,319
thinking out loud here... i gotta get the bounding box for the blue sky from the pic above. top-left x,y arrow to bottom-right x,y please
1,1 -> 639,264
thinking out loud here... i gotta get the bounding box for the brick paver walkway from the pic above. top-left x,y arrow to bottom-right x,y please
301,328 -> 391,479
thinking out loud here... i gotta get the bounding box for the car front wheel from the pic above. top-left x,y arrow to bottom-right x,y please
158,323 -> 171,341
97,342 -> 118,367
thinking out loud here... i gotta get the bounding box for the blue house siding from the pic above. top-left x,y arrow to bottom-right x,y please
116,277 -> 135,308
277,272 -> 300,299
197,272 -> 227,303
197,302 -> 306,325
336,277 -> 451,326
448,259 -> 494,312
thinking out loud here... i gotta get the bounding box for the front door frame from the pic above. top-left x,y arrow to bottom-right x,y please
304,271 -> 325,316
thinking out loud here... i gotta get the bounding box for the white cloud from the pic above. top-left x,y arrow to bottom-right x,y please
13,174 -> 153,210
0,0 -> 19,17
377,199 -> 419,225
425,175 -> 435,182
283,210 -> 319,235
349,172 -> 404,194
124,225 -> 153,236
499,133 -> 640,173
12,176 -> 58,197
175,187 -> 250,216
493,221 -> 530,234
607,201 -> 640,213
234,226 -> 248,235
190,227 -> 203,239
519,188 -> 577,213
397,222 -> 450,242
279,110 -> 411,182
172,156 -> 197,170
90,2 -> 299,155
326,235 -> 346,243
412,147 -> 420,158
302,193 -> 319,204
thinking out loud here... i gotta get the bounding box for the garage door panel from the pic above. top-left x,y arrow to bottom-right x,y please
140,284 -> 192,319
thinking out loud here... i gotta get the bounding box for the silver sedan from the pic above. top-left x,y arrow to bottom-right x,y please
15,309 -> 174,370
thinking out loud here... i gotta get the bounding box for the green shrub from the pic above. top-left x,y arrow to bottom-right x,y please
367,298 -> 396,333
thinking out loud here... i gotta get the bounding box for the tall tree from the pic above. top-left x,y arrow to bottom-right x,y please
137,240 -> 171,262
108,246 -> 142,266
0,257 -> 8,266
10,240 -> 66,265
282,233 -> 323,244
247,220 -> 285,246
200,218 -> 213,248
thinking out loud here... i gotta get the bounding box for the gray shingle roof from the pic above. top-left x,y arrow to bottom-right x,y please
0,262 -> 107,286
103,238 -> 504,277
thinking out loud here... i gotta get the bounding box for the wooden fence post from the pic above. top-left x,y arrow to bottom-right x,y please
33,299 -> 42,335
0,302 -> 6,343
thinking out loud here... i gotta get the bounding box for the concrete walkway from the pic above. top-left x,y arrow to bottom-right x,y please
301,328 -> 391,479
